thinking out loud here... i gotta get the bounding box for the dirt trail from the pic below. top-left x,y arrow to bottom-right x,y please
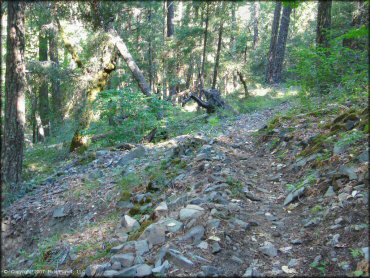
2,100 -> 368,277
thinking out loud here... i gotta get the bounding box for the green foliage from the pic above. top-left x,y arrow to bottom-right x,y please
310,259 -> 328,275
336,130 -> 364,148
350,248 -> 364,259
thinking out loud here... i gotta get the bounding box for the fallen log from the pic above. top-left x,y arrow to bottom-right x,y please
182,88 -> 231,114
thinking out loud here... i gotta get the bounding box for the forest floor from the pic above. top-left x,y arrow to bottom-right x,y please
2,93 -> 369,277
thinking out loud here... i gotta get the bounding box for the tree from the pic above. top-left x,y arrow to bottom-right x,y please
272,5 -> 293,83
265,1 -> 282,84
316,0 -> 332,48
49,25 -> 63,125
200,3 -> 209,90
212,3 -> 224,89
38,30 -> 50,137
2,1 -> 26,186
251,2 -> 260,50
166,1 -> 176,97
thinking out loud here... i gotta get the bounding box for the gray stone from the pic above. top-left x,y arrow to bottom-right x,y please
179,225 -> 205,243
330,234 -> 340,246
231,255 -> 243,264
53,207 -> 66,218
197,241 -> 208,250
288,259 -> 298,267
357,150 -> 369,162
265,212 -> 277,221
233,218 -> 249,229
155,201 -> 168,212
283,187 -> 305,206
189,197 -> 205,205
324,186 -> 336,197
362,247 -> 369,261
140,223 -> 166,247
135,264 -> 152,277
339,165 -> 357,180
333,143 -> 346,155
207,219 -> 220,229
160,218 -> 183,233
167,249 -> 195,269
111,261 -> 122,271
96,150 -> 109,157
179,205 -> 205,221
211,242 -> 221,254
110,253 -> 134,267
303,217 -> 321,228
259,242 -> 278,257
115,265 -> 137,277
102,270 -> 119,278
111,244 -> 125,254
121,215 -> 140,233
135,240 -> 149,256
116,201 -> 134,209
168,195 -> 188,209
204,183 -> 228,193
242,267 -> 253,277
134,255 -> 145,265
118,146 -> 146,165
291,239 -> 303,245
86,264 -> 109,277
201,265 -> 220,276
152,260 -> 170,275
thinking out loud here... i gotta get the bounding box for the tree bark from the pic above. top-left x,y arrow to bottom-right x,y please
237,71 -> 249,98
38,32 -> 50,137
110,30 -> 152,97
272,5 -> 292,83
316,0 -> 332,48
2,1 -> 26,186
343,1 -> 368,49
252,2 -> 260,50
200,3 -> 209,90
166,1 -> 176,97
265,1 -> 282,84
49,28 -> 63,125
212,8 -> 224,89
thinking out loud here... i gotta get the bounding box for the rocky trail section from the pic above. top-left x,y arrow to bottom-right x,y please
2,101 -> 368,277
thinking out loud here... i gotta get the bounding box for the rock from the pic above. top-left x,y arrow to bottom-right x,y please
179,225 -> 205,243
211,242 -> 221,254
303,217 -> 321,228
155,202 -> 168,212
242,267 -> 253,277
324,186 -> 336,197
110,253 -> 135,267
293,154 -> 319,169
231,255 -> 243,264
189,197 -> 205,205
179,205 -> 205,221
152,260 -> 170,275
268,174 -> 281,182
134,255 -> 145,265
135,264 -> 152,277
265,212 -> 277,221
339,165 -> 357,180
272,231 -> 281,238
133,193 -> 152,204
288,259 -> 298,267
168,195 -> 188,209
204,183 -> 228,193
283,187 -> 305,206
330,234 -> 340,246
259,242 -> 278,257
357,149 -> 369,162
135,240 -> 149,256
167,249 -> 195,269
140,223 -> 166,247
96,150 -> 109,157
160,218 -> 183,233
197,241 -> 208,250
116,201 -> 134,209
291,239 -> 303,245
362,247 -> 369,261
233,218 -> 249,230
102,270 -> 119,277
201,265 -> 220,276
334,217 -> 344,225
85,263 -> 111,277
118,146 -> 146,165
121,215 -> 140,233
111,261 -> 121,271
333,143 -> 346,155
111,244 -> 126,254
114,265 -> 137,277
207,219 -> 220,229
53,207 -> 66,218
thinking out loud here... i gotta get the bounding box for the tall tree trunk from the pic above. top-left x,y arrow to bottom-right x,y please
272,5 -> 292,83
230,2 -> 238,89
316,0 -> 332,48
166,1 -> 176,98
265,1 -> 282,84
49,28 -> 63,125
148,8 -> 154,91
212,8 -> 224,89
2,1 -> 26,187
185,59 -> 193,89
252,2 -> 260,50
38,32 -> 50,137
343,1 -> 368,49
200,3 -> 209,90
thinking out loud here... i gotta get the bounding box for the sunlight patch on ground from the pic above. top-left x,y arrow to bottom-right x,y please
183,102 -> 198,112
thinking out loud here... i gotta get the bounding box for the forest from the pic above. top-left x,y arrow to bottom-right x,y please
1,1 -> 369,277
